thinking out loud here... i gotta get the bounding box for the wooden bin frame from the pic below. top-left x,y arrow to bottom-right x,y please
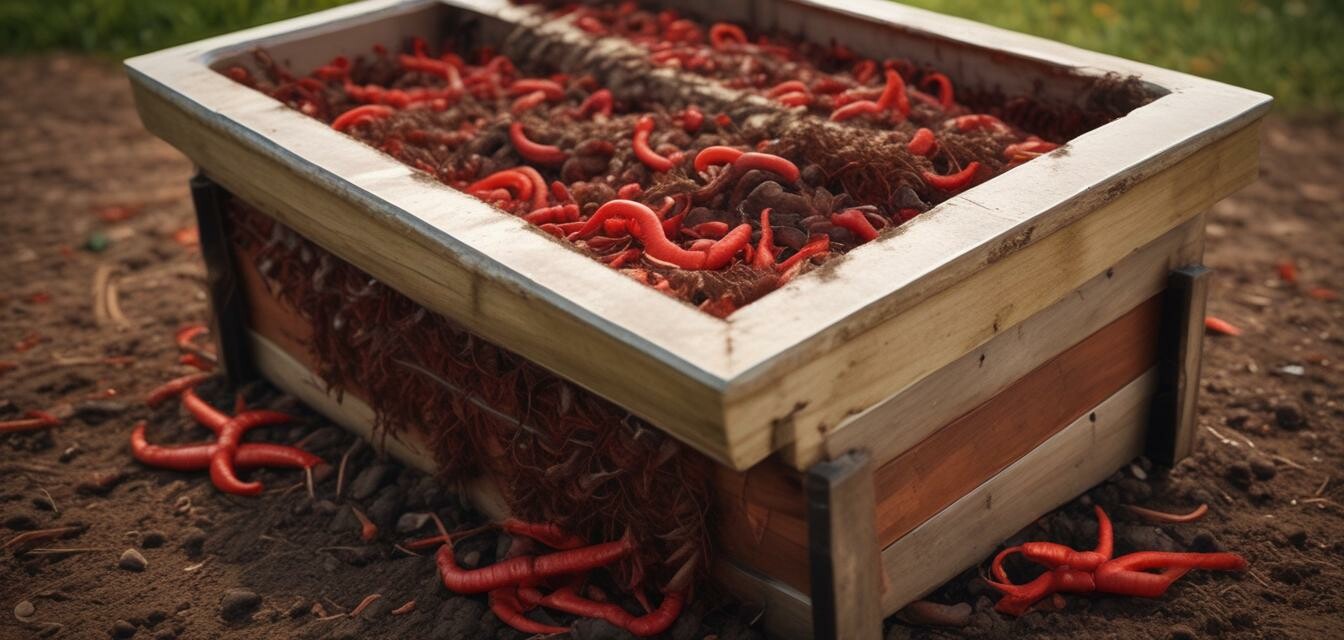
129,1 -> 1270,637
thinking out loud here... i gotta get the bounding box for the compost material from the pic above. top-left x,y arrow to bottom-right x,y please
221,1 -> 1151,316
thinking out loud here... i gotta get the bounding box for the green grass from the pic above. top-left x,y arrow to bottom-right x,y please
900,0 -> 1344,114
2,0 -> 1340,113
0,1 -> 346,58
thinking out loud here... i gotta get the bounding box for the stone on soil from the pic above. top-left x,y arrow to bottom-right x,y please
119,548 -> 148,571
219,589 -> 261,621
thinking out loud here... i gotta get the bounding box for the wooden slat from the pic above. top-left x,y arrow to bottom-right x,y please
873,295 -> 1162,545
190,174 -> 255,386
880,369 -> 1156,611
811,212 -> 1205,468
711,290 -> 1165,595
1148,266 -> 1210,465
807,451 -> 882,640
748,122 -> 1259,470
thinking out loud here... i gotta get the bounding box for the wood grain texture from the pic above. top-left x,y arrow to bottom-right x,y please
805,213 -> 1205,468
738,122 -> 1259,470
880,369 -> 1157,612
873,296 -> 1161,545
807,451 -> 882,640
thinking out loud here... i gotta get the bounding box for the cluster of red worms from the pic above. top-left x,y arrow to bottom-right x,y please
223,2 -> 1147,317
216,4 -> 1151,633
230,201 -> 710,634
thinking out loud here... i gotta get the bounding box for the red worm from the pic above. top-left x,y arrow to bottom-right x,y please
830,99 -> 881,122
0,411 -> 61,434
501,518 -> 586,550
490,588 -> 570,636
776,235 -> 831,273
541,586 -> 686,637
508,122 -> 567,165
145,372 -> 213,408
575,88 -> 613,119
513,165 -> 549,210
693,146 -> 744,172
752,208 -> 776,269
437,535 -> 634,593
523,204 -> 579,225
331,105 -> 394,132
509,90 -> 547,114
398,55 -> 463,90
920,72 -> 955,108
175,324 -> 209,352
1204,316 -> 1241,336
853,59 -> 878,84
774,91 -> 812,107
1093,552 -> 1246,599
675,106 -> 703,132
507,78 -> 564,101
632,116 -> 677,172
922,162 -> 980,191
575,15 -> 608,35
831,209 -> 879,243
572,201 -> 744,270
732,152 -> 801,183
907,128 -> 936,156
876,69 -> 910,118
1005,139 -> 1061,162
1123,503 -> 1209,524
950,114 -> 1009,134
550,181 -> 572,203
709,23 -> 747,49
993,505 -> 1113,583
466,169 -> 534,203
130,422 -> 321,470
616,182 -> 643,200
766,80 -> 808,98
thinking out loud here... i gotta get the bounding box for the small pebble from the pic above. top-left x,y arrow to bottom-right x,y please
180,528 -> 207,555
15,600 -> 35,619
220,589 -> 262,621
1273,403 -> 1307,431
119,548 -> 148,572
1248,456 -> 1277,480
349,464 -> 394,501
1284,526 -> 1309,549
396,512 -> 432,533
140,530 -> 168,549
1225,461 -> 1254,489
110,619 -> 138,638
1168,623 -> 1198,640
152,629 -> 177,640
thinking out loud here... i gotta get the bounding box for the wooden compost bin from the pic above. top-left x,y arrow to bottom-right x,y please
126,0 -> 1270,638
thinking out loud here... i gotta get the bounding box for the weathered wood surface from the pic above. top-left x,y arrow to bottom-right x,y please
880,369 -> 1157,611
711,281 -> 1169,594
127,0 -> 1269,470
807,451 -> 883,640
872,295 -> 1161,545
811,212 -> 1205,467
755,122 -> 1260,469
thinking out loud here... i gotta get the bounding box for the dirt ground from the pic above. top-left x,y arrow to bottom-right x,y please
2,55 -> 1341,639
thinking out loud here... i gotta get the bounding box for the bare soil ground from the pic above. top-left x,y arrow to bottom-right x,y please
2,56 -> 1341,640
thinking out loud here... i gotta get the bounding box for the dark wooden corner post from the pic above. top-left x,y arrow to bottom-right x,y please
189,171 -> 255,387
807,450 -> 883,640
1148,265 -> 1210,466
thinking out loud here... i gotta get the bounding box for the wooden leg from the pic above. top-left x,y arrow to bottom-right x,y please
189,172 -> 255,387
807,450 -> 882,640
1148,265 -> 1210,465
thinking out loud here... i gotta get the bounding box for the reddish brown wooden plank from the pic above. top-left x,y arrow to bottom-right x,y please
873,295 -> 1162,546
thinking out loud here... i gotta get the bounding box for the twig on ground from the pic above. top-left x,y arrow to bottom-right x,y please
1123,503 -> 1209,524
